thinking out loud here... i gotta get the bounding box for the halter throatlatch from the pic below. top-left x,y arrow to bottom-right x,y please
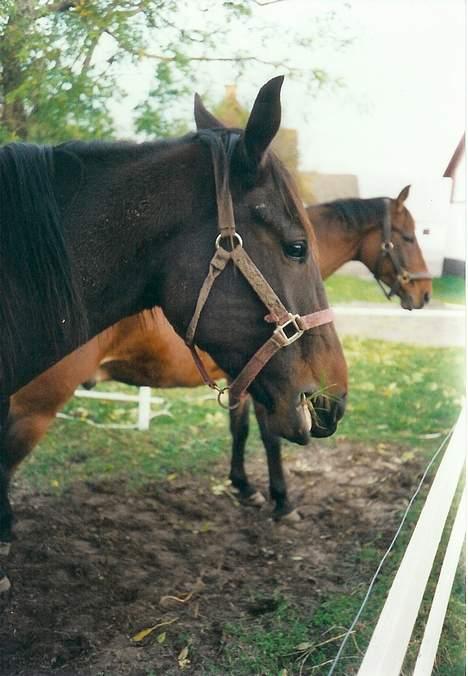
374,198 -> 432,300
185,130 -> 334,409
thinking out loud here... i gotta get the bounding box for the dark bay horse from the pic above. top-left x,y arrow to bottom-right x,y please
3,187 -> 430,539
0,78 -> 348,590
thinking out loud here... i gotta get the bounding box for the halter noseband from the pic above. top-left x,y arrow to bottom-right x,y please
185,130 -> 334,409
373,198 -> 431,300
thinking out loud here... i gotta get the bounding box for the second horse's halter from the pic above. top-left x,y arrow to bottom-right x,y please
373,198 -> 432,300
185,130 -> 334,409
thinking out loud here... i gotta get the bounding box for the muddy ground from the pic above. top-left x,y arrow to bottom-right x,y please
0,441 -> 420,675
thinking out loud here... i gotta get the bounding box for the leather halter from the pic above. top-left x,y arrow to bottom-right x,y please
373,198 -> 432,300
185,130 -> 334,409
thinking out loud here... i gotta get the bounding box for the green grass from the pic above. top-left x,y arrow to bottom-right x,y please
210,488 -> 465,675
324,274 -> 465,306
22,339 -> 464,492
432,275 -> 466,305
334,338 -> 464,448
16,338 -> 465,674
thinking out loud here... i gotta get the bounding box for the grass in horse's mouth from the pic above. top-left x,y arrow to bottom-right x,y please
303,386 -> 340,429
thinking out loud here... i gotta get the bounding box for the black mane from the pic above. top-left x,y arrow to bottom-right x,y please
0,143 -> 87,388
322,197 -> 388,232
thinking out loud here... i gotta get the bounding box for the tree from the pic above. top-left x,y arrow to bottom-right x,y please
0,0 -> 350,143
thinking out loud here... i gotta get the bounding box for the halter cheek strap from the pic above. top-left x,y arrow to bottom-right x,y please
185,130 -> 334,409
374,198 -> 431,300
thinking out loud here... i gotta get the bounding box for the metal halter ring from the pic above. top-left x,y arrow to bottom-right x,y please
215,232 -> 243,250
381,241 -> 394,251
216,387 -> 240,410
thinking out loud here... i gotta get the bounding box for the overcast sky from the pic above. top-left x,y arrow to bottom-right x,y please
111,0 -> 465,192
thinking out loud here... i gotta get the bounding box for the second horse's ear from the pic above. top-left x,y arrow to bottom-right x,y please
194,93 -> 225,130
241,75 -> 284,169
396,185 -> 411,212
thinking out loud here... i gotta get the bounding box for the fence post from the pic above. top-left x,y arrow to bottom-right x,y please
137,387 -> 152,431
413,487 -> 466,675
357,402 -> 465,676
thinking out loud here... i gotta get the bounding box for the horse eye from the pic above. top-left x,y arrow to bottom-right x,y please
283,240 -> 307,259
402,235 -> 415,243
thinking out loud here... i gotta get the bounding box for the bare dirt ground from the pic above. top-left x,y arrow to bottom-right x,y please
0,441 -> 421,675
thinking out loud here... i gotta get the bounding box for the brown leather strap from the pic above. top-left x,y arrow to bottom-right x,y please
374,199 -> 432,299
231,247 -> 290,324
185,247 -> 231,345
228,307 -> 334,403
297,307 -> 335,331
199,129 -> 237,239
189,345 -> 218,389
228,335 -> 282,403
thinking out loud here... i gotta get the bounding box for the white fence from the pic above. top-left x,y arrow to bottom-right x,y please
357,402 -> 465,675
71,386 -> 169,430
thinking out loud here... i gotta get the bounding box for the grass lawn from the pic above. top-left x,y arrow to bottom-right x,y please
18,337 -> 465,675
325,274 -> 465,306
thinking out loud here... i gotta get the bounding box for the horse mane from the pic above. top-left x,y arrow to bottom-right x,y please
0,143 -> 87,385
321,197 -> 388,232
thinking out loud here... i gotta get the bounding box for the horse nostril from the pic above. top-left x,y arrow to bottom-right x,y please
423,292 -> 431,304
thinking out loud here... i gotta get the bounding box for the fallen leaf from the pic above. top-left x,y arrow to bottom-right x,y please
294,642 -> 313,652
178,645 -> 190,669
157,632 -> 166,644
131,625 -> 159,642
131,617 -> 177,642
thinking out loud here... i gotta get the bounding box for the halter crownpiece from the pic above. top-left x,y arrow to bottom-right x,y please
185,130 -> 334,409
374,198 -> 432,300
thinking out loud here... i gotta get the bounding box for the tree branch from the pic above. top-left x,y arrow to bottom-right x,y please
253,0 -> 289,6
80,35 -> 100,76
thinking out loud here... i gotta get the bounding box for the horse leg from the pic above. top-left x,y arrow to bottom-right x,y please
0,408 -> 57,594
229,395 -> 265,506
0,396 -> 12,593
253,401 -> 298,520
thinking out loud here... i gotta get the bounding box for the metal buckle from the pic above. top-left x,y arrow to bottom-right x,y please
215,232 -> 243,250
381,241 -> 394,251
272,313 -> 304,347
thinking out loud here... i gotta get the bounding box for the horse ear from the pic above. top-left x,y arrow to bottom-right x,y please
194,93 -> 225,130
242,75 -> 284,168
396,184 -> 411,212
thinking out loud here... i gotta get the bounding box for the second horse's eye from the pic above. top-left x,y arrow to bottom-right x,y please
283,240 -> 307,260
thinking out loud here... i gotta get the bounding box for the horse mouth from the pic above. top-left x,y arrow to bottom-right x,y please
400,293 -> 414,310
299,392 -> 344,439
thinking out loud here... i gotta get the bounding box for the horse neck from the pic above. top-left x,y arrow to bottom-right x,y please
62,139 -> 209,337
308,199 -> 384,279
308,204 -> 362,279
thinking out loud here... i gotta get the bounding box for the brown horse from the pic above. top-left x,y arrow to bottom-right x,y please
4,187 -> 429,528
0,78 -> 349,592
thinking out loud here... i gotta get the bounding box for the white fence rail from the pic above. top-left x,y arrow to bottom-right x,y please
357,402 -> 466,676
333,306 -> 464,318
72,386 -> 167,430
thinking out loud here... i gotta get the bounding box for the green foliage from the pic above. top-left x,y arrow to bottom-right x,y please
0,1 -> 349,142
